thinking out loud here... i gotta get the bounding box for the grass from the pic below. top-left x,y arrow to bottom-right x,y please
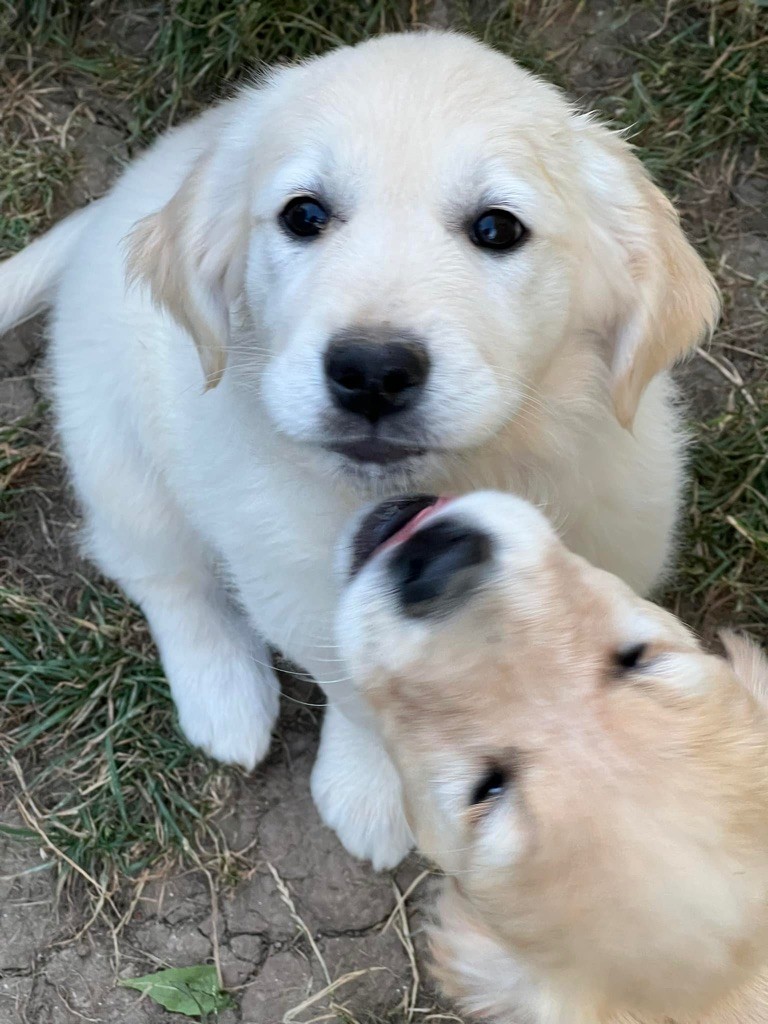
450,0 -> 571,82
667,379 -> 768,645
0,1 -> 766,1018
0,0 -> 412,253
1,423 -> 241,916
0,581 -> 238,895
593,0 -> 765,188
459,0 -> 767,185
3,1 -> 413,138
0,138 -> 76,254
0,417 -> 49,519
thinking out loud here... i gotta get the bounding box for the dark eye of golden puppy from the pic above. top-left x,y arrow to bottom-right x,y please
470,766 -> 508,806
469,209 -> 528,252
280,196 -> 330,239
614,642 -> 648,672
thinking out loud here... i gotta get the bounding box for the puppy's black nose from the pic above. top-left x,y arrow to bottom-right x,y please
325,330 -> 430,423
389,519 -> 492,617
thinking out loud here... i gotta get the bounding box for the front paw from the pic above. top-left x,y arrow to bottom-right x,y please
310,738 -> 414,870
172,657 -> 280,771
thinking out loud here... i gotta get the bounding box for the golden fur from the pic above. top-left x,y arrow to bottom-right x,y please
337,493 -> 768,1024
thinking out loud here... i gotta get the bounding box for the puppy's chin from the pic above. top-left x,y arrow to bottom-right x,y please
323,447 -> 445,497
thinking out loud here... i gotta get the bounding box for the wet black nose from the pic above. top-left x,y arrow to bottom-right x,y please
388,519 -> 493,617
325,331 -> 430,423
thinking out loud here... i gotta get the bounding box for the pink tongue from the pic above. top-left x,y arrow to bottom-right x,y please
379,496 -> 453,554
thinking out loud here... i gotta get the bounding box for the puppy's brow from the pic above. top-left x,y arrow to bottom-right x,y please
446,188 -> 530,224
481,746 -> 527,785
260,152 -> 331,208
278,176 -> 326,198
477,186 -> 532,212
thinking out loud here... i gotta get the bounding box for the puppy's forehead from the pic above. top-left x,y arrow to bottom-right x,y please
296,33 -> 565,123
264,34 -> 573,184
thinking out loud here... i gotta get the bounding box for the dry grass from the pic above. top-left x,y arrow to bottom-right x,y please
0,418 -> 49,505
0,66 -> 79,252
0,581 -> 243,891
666,357 -> 768,644
1,0 -> 415,254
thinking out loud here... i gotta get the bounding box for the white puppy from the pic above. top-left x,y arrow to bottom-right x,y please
0,31 -> 718,869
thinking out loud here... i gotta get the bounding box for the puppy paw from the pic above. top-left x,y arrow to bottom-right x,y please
170,649 -> 280,771
311,708 -> 414,870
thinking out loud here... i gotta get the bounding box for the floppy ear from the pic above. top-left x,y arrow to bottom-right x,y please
125,135 -> 252,389
577,120 -> 720,428
721,631 -> 768,705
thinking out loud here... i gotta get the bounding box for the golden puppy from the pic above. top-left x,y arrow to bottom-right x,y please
337,492 -> 768,1024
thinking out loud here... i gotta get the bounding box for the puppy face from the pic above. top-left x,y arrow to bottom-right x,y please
247,38 -> 570,483
336,492 -> 768,1020
129,32 -> 718,489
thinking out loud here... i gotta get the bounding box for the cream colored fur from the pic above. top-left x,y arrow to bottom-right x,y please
0,32 -> 718,868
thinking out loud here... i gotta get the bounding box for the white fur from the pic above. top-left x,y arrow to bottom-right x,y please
0,32 -> 717,867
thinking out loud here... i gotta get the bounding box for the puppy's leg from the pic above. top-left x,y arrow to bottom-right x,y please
310,701 -> 413,870
125,566 -> 279,772
72,446 -> 279,770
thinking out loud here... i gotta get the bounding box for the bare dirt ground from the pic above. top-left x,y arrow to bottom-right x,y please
1,2 -> 765,1022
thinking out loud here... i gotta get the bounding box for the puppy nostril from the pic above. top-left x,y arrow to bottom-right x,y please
336,368 -> 365,391
382,368 -> 412,394
402,552 -> 428,588
389,520 -> 492,617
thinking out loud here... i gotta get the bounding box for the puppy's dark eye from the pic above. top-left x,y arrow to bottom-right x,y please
280,196 -> 330,239
615,643 -> 648,671
470,766 -> 507,806
469,209 -> 528,252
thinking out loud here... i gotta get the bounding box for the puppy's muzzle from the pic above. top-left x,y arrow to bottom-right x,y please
322,328 -> 432,466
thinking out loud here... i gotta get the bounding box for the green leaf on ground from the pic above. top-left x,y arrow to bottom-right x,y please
118,965 -> 233,1017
